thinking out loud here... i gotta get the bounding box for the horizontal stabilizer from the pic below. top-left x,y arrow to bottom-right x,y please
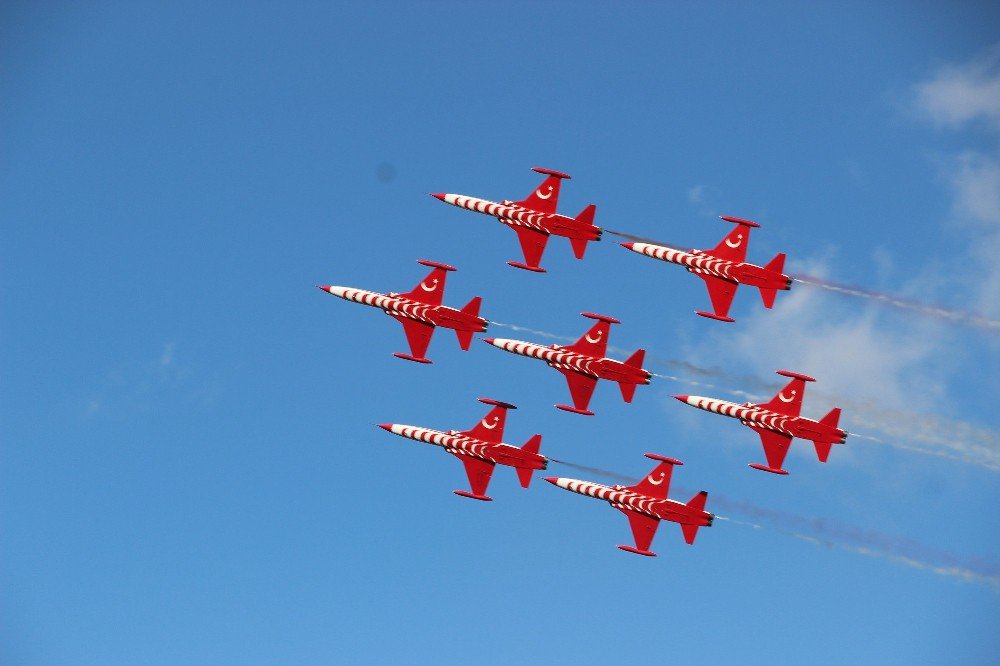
618,381 -> 637,403
454,296 -> 483,350
571,204 -> 597,258
814,407 -> 843,462
570,237 -> 590,260
680,523 -> 700,545
759,287 -> 778,309
516,434 -> 543,488
814,440 -> 833,463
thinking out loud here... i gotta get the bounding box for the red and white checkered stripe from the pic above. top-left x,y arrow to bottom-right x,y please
325,286 -> 438,325
440,194 -> 555,233
681,395 -> 794,435
550,477 -> 686,519
628,242 -> 740,281
487,338 -> 599,375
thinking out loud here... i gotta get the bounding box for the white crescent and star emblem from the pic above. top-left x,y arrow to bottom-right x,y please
647,472 -> 666,486
535,186 -> 554,200
480,416 -> 500,429
585,329 -> 604,343
778,390 -> 796,403
419,278 -> 439,292
725,233 -> 743,249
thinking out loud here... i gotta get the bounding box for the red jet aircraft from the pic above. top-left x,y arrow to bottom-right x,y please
620,215 -> 791,322
377,397 -> 545,501
431,167 -> 601,272
317,259 -> 486,363
674,370 -> 847,475
483,313 -> 650,416
545,454 -> 713,557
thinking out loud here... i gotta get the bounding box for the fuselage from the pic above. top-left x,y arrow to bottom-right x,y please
549,477 -> 713,526
434,193 -> 601,242
484,338 -> 651,385
678,395 -> 846,443
625,242 -> 791,291
322,285 -> 487,333
380,423 -> 547,470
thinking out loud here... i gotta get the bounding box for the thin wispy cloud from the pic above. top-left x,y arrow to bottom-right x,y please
914,44 -> 1000,131
915,44 -> 1000,318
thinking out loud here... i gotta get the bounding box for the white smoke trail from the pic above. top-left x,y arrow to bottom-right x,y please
604,228 -> 1000,332
491,321 -> 1000,472
550,459 -> 1000,590
792,275 -> 1000,332
713,516 -> 1000,590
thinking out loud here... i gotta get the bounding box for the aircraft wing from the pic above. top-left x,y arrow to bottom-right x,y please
513,226 -> 550,270
459,402 -> 509,444
454,451 -> 496,498
618,506 -> 660,554
564,319 -> 611,358
558,368 -> 599,413
514,172 -> 563,214
626,458 -> 677,500
698,274 -> 739,320
399,262 -> 451,306
758,375 -> 808,417
705,223 -> 751,263
391,314 -> 435,360
749,424 -> 793,471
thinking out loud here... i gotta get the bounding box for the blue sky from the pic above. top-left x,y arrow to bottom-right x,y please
3,2 -> 999,663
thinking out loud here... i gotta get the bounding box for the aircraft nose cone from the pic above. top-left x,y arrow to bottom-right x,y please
376,423 -> 393,431
482,337 -> 496,345
430,193 -> 446,201
619,242 -> 634,250
543,477 -> 559,485
316,285 -> 331,292
673,395 -> 690,403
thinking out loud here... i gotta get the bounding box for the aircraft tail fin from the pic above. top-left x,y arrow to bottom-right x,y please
624,348 -> 646,368
569,205 -> 597,259
454,296 -> 483,350
680,491 -> 709,544
814,408 -> 842,462
617,349 -> 645,403
758,253 -> 786,308
515,434 -> 543,488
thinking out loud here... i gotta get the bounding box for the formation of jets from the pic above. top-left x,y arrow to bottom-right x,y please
318,166 -> 848,558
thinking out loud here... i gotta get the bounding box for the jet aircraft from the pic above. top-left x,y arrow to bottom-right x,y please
431,167 -> 600,272
377,397 -> 545,501
483,313 -> 650,415
545,453 -> 713,557
317,259 -> 486,363
620,215 -> 791,322
674,370 -> 847,474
